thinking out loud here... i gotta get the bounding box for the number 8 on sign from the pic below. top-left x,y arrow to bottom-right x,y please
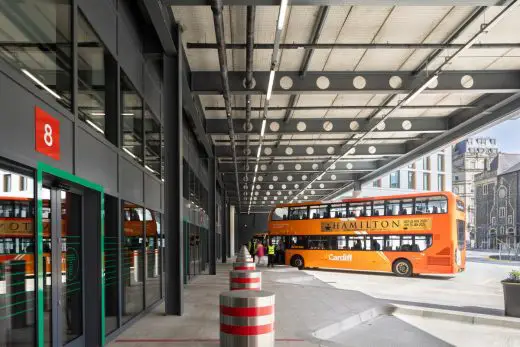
35,106 -> 60,160
44,124 -> 53,147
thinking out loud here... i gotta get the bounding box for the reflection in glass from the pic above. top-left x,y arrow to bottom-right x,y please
61,191 -> 83,343
0,170 -> 35,346
122,202 -> 144,323
121,72 -> 143,163
104,195 -> 119,335
42,187 -> 52,346
0,0 -> 72,108
145,209 -> 161,306
77,11 -> 106,134
144,107 -> 161,178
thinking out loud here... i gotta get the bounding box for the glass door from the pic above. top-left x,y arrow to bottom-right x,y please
42,181 -> 84,347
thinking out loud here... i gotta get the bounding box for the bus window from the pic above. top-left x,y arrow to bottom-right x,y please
308,236 -> 328,249
289,206 -> 308,220
373,201 -> 384,216
330,203 -> 346,218
370,236 -> 383,250
349,202 -> 372,217
348,236 -> 365,250
145,209 -> 154,221
337,236 -> 347,249
309,205 -> 328,219
414,235 -> 432,251
400,199 -> 414,215
385,235 -> 400,251
415,196 -> 448,214
271,207 -> 288,221
385,200 -> 400,216
0,201 -> 13,217
289,236 -> 306,248
400,236 -> 413,251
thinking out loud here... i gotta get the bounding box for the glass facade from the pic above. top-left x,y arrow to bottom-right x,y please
121,72 -> 144,163
77,11 -> 117,144
0,168 -> 35,347
144,107 -> 161,178
0,0 -> 72,109
183,159 -> 210,282
390,172 -> 399,188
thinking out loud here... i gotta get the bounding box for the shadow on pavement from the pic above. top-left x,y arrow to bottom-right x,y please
306,267 -> 455,280
389,299 -> 504,316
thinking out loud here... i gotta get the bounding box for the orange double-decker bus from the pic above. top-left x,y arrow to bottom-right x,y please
268,191 -> 466,276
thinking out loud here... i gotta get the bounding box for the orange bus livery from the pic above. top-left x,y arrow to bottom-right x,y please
268,191 -> 466,277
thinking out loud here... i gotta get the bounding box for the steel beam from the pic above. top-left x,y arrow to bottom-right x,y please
206,105 -> 474,111
215,143 -> 407,157
188,42 -> 520,50
222,172 -> 359,184
218,160 -> 378,173
206,118 -> 447,135
333,94 -> 520,197
192,70 -> 520,95
166,0 -> 511,5
142,0 -> 177,55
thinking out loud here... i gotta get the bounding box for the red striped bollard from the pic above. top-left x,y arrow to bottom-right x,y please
233,262 -> 256,271
229,270 -> 261,291
220,290 -> 275,346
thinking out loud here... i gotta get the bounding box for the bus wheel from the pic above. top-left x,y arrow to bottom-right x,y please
392,259 -> 412,277
291,255 -> 304,270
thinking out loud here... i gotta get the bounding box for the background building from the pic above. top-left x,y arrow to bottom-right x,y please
475,153 -> 520,249
358,149 -> 452,197
452,137 -> 498,247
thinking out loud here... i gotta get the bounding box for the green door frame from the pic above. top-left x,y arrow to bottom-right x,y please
36,162 -> 105,347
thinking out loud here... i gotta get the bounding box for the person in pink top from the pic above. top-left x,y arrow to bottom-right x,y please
255,241 -> 265,266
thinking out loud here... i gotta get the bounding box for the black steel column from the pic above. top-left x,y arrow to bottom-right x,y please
163,38 -> 183,315
209,157 -> 217,274
222,196 -> 228,263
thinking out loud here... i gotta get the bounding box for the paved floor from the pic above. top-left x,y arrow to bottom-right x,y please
307,259 -> 515,316
109,260 -> 520,347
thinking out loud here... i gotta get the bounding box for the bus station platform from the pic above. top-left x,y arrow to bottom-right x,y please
108,263 -> 455,347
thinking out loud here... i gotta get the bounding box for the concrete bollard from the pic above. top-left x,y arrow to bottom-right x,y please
220,290 -> 275,347
233,262 -> 256,271
236,246 -> 253,263
230,270 -> 261,291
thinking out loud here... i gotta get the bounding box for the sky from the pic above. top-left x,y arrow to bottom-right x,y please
475,118 -> 520,153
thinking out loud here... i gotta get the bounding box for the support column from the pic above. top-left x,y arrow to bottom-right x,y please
164,43 -> 183,315
230,205 -> 236,257
222,197 -> 228,263
352,181 -> 362,198
209,157 -> 217,275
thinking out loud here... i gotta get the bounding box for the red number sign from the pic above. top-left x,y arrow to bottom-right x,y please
35,106 -> 60,160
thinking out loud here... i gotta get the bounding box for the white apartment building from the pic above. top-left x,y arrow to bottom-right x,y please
358,149 -> 452,197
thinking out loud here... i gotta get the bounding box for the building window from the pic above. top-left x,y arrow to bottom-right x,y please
437,174 -> 445,191
508,215 -> 513,224
483,184 -> 488,195
144,106 -> 161,178
454,175 -> 459,181
407,172 -> 415,189
390,172 -> 400,188
19,176 -> 27,191
77,10 -> 117,145
499,207 -> 506,218
492,217 -> 496,224
500,226 -> 505,235
3,174 -> 11,192
0,0 -> 72,109
437,154 -> 445,172
423,157 -> 430,170
372,179 -> 381,188
423,173 -> 430,190
121,71 -> 144,163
